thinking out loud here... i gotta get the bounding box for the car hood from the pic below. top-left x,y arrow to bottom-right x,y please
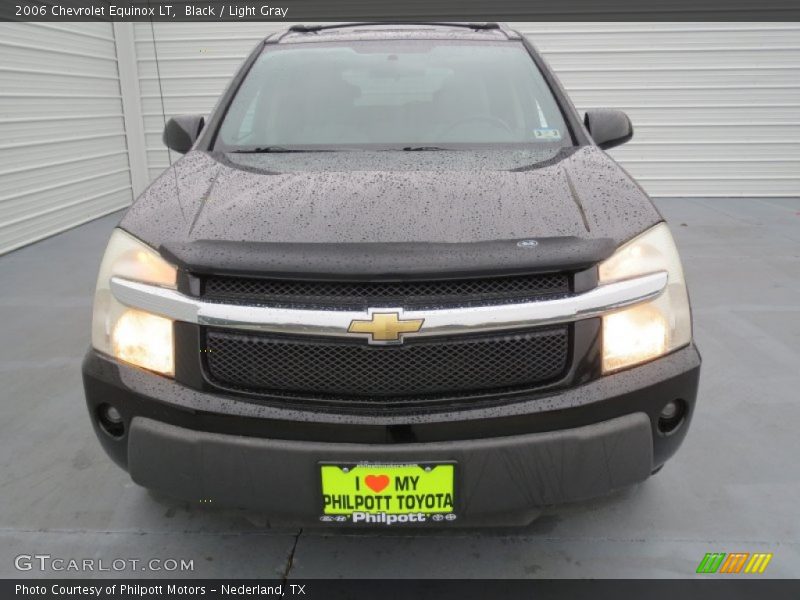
120,146 -> 661,276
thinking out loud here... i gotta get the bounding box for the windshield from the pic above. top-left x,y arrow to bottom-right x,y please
214,40 -> 572,151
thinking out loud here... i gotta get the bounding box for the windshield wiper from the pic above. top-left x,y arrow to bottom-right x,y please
401,146 -> 455,151
231,146 -> 336,153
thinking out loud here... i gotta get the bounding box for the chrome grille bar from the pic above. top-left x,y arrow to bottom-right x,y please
110,271 -> 667,341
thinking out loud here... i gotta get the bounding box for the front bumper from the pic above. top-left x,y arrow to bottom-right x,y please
82,344 -> 700,526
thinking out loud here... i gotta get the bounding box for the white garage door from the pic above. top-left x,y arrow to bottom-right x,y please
0,23 -> 133,255
134,21 -> 800,198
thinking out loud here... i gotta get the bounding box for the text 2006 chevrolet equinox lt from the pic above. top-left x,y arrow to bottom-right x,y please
83,23 -> 701,526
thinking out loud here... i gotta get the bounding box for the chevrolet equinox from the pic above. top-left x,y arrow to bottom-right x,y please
83,22 -> 701,526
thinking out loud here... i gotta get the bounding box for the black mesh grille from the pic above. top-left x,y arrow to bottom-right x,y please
204,327 -> 570,404
201,273 -> 570,308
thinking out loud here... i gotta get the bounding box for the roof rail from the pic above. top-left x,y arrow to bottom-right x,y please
286,22 -> 506,35
496,23 -> 522,40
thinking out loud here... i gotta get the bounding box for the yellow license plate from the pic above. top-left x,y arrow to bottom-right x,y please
319,463 -> 456,525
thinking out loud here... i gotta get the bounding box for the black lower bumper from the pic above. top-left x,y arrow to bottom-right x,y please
82,344 -> 700,526
130,413 -> 651,526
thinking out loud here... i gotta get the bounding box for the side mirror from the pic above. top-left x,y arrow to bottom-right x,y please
584,109 -> 633,150
163,115 -> 205,154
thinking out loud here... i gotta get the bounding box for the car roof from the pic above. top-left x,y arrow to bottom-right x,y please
267,22 -> 522,44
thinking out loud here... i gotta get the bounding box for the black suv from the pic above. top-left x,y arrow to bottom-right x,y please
83,23 -> 700,527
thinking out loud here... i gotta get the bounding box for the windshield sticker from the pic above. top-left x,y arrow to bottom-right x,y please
534,128 -> 562,140
536,101 -> 549,128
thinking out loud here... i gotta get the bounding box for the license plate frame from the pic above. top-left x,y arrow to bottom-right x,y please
318,461 -> 457,525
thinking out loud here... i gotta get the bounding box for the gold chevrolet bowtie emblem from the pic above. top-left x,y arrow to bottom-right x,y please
347,311 -> 424,344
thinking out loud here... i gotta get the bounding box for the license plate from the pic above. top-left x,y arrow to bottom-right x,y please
319,462 -> 456,525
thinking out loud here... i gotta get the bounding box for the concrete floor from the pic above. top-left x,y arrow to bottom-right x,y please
0,197 -> 798,578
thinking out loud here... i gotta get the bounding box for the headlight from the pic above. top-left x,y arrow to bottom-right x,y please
91,229 -> 177,376
599,222 -> 692,373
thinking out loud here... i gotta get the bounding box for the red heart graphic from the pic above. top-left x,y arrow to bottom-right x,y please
364,474 -> 390,493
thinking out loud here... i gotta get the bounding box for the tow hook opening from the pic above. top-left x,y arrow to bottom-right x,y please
97,403 -> 125,438
657,399 -> 686,436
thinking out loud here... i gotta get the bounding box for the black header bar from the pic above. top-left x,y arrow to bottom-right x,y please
2,0 -> 800,22
5,579 -> 800,600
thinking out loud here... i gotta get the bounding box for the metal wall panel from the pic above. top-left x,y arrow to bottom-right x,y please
133,23 -> 269,181
135,22 -> 800,197
0,22 -> 132,254
527,23 -> 800,196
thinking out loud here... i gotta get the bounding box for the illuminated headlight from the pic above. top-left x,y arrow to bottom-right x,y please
599,223 -> 692,373
91,229 -> 177,376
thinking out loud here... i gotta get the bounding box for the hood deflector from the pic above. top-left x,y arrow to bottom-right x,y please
159,236 -> 616,279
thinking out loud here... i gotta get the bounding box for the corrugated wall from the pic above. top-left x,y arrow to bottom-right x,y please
133,22 -> 268,181
134,21 -> 800,197
531,23 -> 800,197
0,22 -> 133,255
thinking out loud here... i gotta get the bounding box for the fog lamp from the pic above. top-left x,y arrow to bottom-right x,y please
658,399 -> 686,434
103,405 -> 123,424
660,400 -> 679,421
